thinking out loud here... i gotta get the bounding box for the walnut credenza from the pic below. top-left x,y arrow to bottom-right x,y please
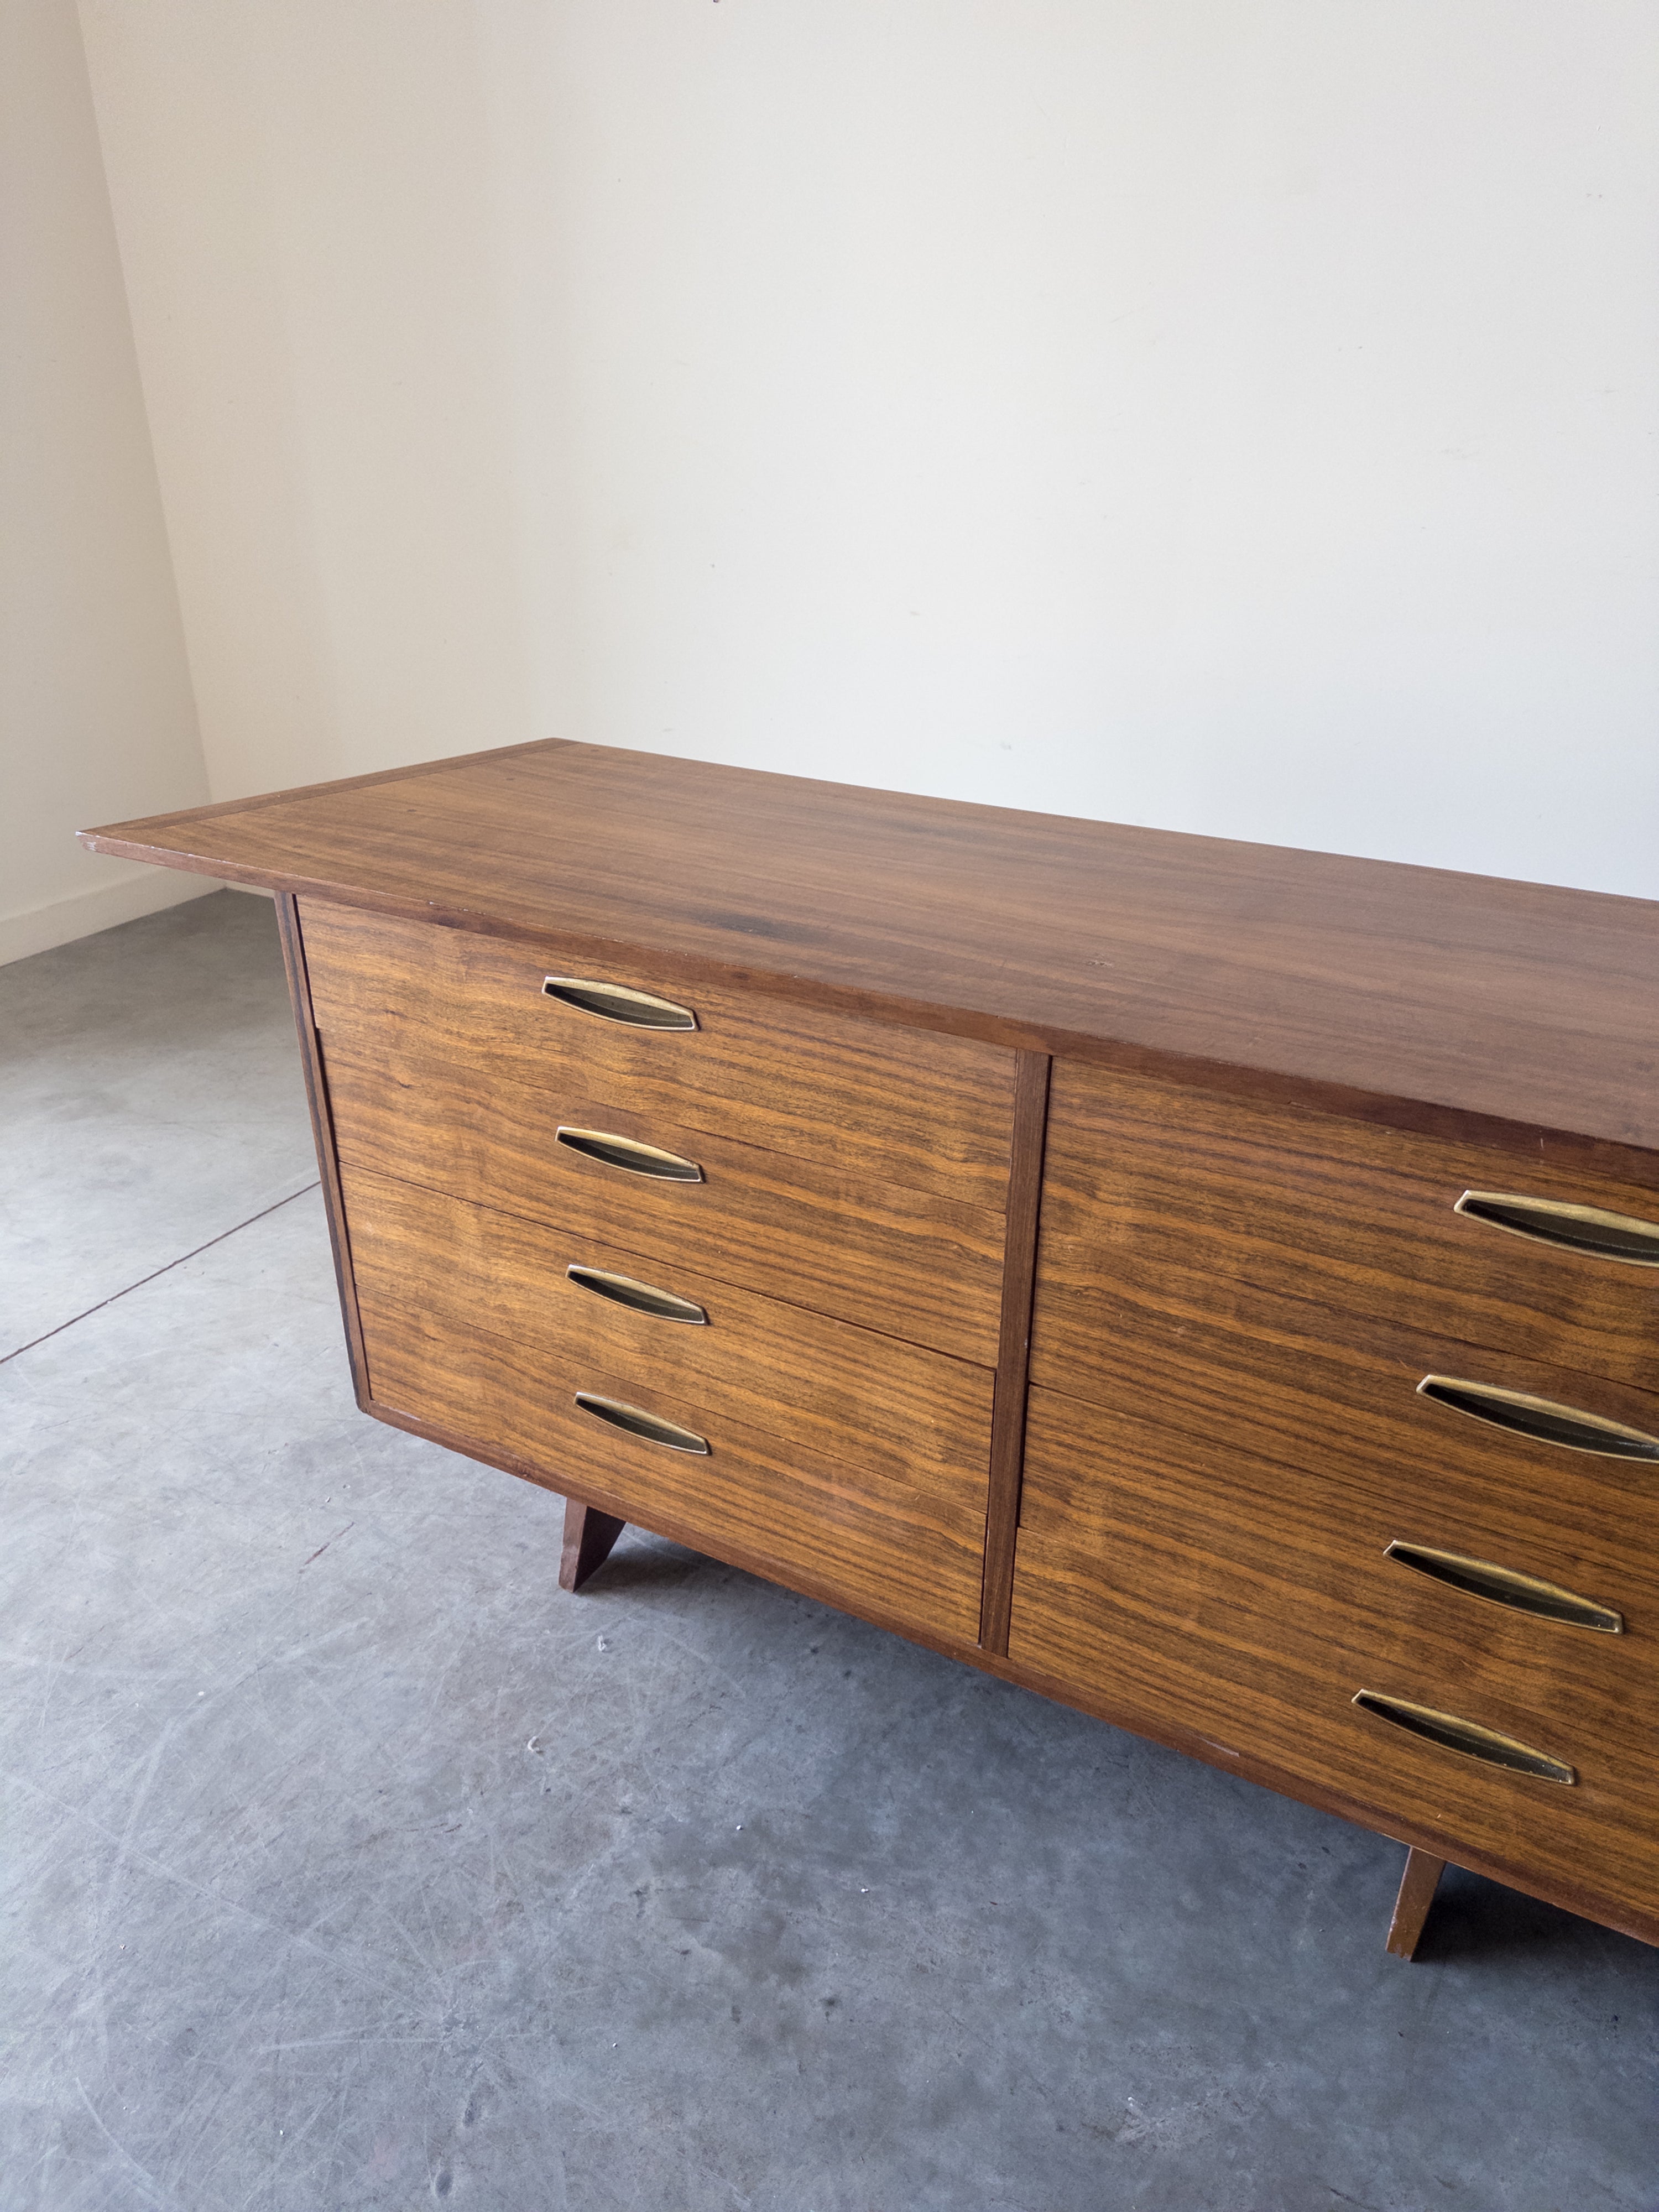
85,740 -> 1659,1958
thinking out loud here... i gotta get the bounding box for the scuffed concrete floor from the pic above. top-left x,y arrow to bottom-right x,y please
2,889 -> 1655,2212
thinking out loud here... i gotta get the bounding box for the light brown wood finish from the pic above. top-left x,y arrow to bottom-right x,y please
321,1034 -> 1006,1363
1008,1380 -> 1659,1776
1009,1387 -> 1659,1927
342,1165 -> 994,1488
1029,1269 -> 1659,1627
559,1500 -> 627,1593
1387,1850 -> 1448,1960
1039,1065 -> 1659,1393
979,1052 -> 1051,1653
301,900 -> 1019,1209
82,737 -> 1659,1169
361,1305 -> 988,1646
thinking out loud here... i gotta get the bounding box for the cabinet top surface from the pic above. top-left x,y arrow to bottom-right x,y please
82,738 -> 1659,1156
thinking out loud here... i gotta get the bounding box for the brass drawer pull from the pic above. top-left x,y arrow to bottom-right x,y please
1384,1541 -> 1623,1633
1353,1691 -> 1575,1784
542,975 -> 697,1030
574,1392 -> 710,1454
555,1126 -> 704,1183
1417,1375 -> 1659,1461
567,1265 -> 707,1325
1455,1189 -> 1659,1267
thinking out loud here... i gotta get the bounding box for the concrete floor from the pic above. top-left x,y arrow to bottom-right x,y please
2,890 -> 1655,2212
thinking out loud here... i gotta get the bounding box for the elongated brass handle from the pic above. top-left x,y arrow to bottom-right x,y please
1417,1375 -> 1659,1461
555,1126 -> 704,1183
1455,1189 -> 1659,1267
574,1393 -> 710,1454
1353,1691 -> 1575,1784
1384,1541 -> 1623,1633
566,1266 -> 707,1326
543,975 -> 697,1030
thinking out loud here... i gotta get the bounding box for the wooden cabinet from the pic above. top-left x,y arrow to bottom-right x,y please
83,738 -> 1659,1955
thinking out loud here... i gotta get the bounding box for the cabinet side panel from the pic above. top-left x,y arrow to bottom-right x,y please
277,894 -> 370,1407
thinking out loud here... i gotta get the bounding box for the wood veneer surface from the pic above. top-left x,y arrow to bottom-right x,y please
322,1035 -> 1005,1363
357,1292 -> 988,1647
82,739 -> 1659,1162
1029,1271 -> 1659,1625
1041,1064 -> 1659,1392
303,899 -> 1018,1208
342,1164 -> 994,1488
1010,1387 -> 1659,1927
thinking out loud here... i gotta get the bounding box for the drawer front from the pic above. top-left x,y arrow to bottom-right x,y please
1039,1063 -> 1659,1395
1030,1266 -> 1659,1626
324,1040 -> 1005,1364
343,1164 -> 995,1490
348,1183 -> 992,1645
1010,1388 -> 1659,1923
301,899 -> 1018,1208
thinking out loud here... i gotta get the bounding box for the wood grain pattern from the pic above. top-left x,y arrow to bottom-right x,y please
979,1052 -> 1050,1653
302,898 -> 1018,1209
358,1298 -> 989,1647
1039,1062 -> 1659,1395
82,737 -> 1659,1167
1030,1267 -> 1659,1628
1011,1380 -> 1659,1768
322,1032 -> 1006,1363
1386,1850 -> 1447,1961
342,1164 -> 994,1487
276,894 -> 369,1406
1009,1386 -> 1659,1927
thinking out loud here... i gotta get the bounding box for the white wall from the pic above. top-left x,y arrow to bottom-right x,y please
0,0 -> 213,964
80,2 -> 1659,896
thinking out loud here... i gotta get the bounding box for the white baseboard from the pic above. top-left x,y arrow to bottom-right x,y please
0,867 -> 224,966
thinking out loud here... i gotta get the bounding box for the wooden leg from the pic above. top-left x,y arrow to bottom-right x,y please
559,1500 -> 626,1593
1386,1847 -> 1447,1960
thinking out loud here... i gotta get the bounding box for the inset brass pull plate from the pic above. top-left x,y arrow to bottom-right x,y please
1384,1541 -> 1623,1633
574,1393 -> 710,1454
1417,1375 -> 1659,1460
567,1265 -> 707,1326
555,1127 -> 704,1182
1455,1189 -> 1659,1267
1353,1691 -> 1575,1783
543,976 -> 697,1030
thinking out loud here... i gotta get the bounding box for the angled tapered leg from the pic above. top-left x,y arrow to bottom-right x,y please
560,1500 -> 626,1593
1386,1848 -> 1447,1960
